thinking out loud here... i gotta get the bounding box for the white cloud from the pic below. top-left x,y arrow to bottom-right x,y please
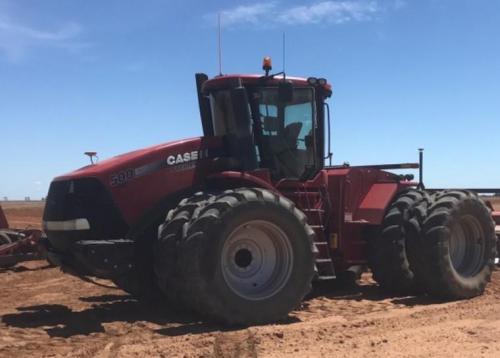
278,1 -> 378,25
0,13 -> 85,62
220,2 -> 278,26
211,1 -> 401,27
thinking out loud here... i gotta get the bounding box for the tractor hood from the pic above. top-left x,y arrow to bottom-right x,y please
47,136 -> 225,225
54,136 -> 224,183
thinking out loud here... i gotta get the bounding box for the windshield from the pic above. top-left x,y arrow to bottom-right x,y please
253,87 -> 316,179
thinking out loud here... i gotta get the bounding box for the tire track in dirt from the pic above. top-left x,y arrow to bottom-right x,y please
1,201 -> 499,357
1,261 -> 499,357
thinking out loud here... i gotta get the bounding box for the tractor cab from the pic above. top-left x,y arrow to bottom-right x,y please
196,57 -> 332,181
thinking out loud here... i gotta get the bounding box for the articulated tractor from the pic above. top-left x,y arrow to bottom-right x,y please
43,58 -> 499,325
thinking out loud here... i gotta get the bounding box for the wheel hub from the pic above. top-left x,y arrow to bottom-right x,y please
221,220 -> 293,301
449,214 -> 486,277
234,248 -> 253,269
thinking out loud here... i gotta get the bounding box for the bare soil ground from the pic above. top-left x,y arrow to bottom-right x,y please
1,201 -> 45,229
488,196 -> 500,211
0,202 -> 499,357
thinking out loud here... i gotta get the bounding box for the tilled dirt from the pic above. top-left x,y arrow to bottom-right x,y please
0,201 -> 499,357
1,201 -> 44,229
0,262 -> 499,357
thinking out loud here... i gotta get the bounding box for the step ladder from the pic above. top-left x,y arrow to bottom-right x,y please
295,185 -> 336,280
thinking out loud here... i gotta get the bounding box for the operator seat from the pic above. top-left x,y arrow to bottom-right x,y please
283,122 -> 302,149
272,122 -> 304,179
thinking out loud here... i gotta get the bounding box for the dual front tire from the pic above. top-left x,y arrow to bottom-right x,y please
155,188 -> 316,325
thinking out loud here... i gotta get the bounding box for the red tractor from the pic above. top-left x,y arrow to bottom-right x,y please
42,59 -> 498,325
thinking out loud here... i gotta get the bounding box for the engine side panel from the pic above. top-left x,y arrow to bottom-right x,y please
47,136 -> 225,228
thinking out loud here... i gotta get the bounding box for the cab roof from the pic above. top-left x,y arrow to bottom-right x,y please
203,74 -> 332,94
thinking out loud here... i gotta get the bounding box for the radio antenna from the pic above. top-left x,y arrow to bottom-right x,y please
218,13 -> 222,75
282,32 -> 286,79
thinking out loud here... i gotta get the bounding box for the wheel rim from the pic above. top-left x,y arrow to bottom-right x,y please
221,220 -> 294,301
449,214 -> 486,277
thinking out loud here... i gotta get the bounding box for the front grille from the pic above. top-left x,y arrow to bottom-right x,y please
43,178 -> 129,241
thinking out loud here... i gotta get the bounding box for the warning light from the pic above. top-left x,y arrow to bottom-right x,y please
262,56 -> 272,75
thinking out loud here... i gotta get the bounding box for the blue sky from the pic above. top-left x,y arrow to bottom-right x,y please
0,0 -> 499,199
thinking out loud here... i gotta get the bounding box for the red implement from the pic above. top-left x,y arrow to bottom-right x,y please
0,205 -> 46,268
0,205 -> 8,229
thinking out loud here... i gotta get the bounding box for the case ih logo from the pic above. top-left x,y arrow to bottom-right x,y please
166,150 -> 208,166
110,149 -> 210,187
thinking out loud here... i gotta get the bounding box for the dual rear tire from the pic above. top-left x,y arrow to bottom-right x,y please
371,189 -> 497,299
369,189 -> 430,294
418,190 -> 497,298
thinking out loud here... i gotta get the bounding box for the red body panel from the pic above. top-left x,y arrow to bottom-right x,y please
206,75 -> 309,88
356,183 -> 399,224
56,137 -> 212,180
276,166 -> 412,266
209,171 -> 277,192
203,75 -> 332,93
55,136 -> 225,225
324,167 -> 409,265
493,211 -> 500,226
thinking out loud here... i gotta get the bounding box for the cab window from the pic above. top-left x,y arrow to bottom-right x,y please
254,87 -> 316,179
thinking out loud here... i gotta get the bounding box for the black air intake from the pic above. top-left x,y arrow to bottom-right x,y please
44,178 -> 128,240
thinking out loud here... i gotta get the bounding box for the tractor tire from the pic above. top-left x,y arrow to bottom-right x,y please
155,192 -> 218,304
175,188 -> 316,325
420,190 -> 497,299
369,188 -> 430,294
404,191 -> 434,290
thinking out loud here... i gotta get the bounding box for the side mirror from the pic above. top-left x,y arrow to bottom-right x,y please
278,81 -> 293,103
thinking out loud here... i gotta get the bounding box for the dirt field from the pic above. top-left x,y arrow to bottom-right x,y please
1,201 -> 45,229
1,201 -> 499,357
489,196 -> 500,211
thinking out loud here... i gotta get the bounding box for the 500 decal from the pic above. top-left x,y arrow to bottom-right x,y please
110,168 -> 135,186
110,149 -> 213,187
